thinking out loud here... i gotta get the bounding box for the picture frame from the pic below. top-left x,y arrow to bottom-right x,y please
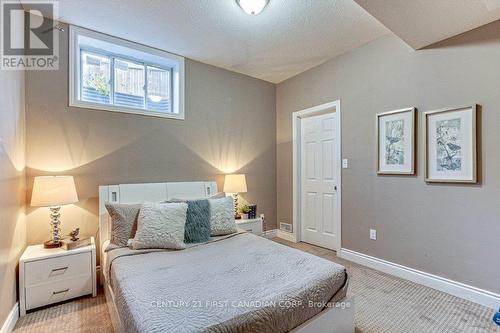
376,107 -> 416,175
423,105 -> 477,183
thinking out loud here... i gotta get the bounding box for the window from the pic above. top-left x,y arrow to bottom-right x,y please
70,26 -> 184,119
81,51 -> 111,104
113,58 -> 146,109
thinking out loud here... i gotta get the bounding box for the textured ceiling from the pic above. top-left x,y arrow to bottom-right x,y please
22,0 -> 388,83
354,0 -> 500,49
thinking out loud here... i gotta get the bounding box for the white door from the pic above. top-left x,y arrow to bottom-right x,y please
300,112 -> 339,250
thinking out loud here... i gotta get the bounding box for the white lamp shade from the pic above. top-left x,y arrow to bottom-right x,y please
31,176 -> 79,207
223,174 -> 247,193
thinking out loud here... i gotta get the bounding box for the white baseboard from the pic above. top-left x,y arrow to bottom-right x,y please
0,303 -> 18,333
276,230 -> 297,242
339,248 -> 500,309
263,229 -> 277,239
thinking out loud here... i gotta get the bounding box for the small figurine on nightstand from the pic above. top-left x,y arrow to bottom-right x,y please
69,228 -> 80,241
63,228 -> 90,250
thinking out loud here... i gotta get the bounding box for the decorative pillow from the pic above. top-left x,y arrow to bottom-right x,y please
184,199 -> 211,243
131,202 -> 188,250
105,203 -> 141,247
209,196 -> 236,236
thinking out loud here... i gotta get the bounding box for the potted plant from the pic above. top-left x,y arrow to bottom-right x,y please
239,205 -> 250,220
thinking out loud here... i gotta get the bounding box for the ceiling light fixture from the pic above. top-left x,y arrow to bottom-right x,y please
236,0 -> 270,15
148,95 -> 163,103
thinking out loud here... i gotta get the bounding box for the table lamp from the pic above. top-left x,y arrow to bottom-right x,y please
223,174 -> 247,219
31,176 -> 79,248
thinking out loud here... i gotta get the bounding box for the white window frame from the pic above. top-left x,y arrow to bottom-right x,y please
69,26 -> 185,120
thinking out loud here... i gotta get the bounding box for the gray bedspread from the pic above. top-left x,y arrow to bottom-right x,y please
107,232 -> 347,333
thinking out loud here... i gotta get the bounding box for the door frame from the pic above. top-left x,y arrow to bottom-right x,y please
292,100 -> 342,251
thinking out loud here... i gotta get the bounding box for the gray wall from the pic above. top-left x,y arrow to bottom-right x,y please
0,70 -> 26,324
277,21 -> 500,294
25,22 -> 276,250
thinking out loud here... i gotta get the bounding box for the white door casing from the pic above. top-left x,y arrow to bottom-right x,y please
300,113 -> 339,249
292,100 -> 341,251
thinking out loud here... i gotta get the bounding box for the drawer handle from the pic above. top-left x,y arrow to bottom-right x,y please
245,229 -> 253,232
52,289 -> 69,295
51,267 -> 68,273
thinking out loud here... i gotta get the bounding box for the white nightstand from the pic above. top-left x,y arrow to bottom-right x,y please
19,237 -> 97,316
236,217 -> 263,236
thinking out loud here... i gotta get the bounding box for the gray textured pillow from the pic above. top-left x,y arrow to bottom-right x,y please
164,199 -> 211,243
209,196 -> 237,236
105,203 -> 141,247
131,202 -> 188,250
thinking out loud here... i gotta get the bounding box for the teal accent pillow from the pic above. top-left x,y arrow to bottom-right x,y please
184,199 -> 211,243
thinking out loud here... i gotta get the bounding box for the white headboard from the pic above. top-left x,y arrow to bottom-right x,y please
98,181 -> 217,250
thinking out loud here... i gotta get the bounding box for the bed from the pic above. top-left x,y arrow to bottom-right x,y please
99,181 -> 353,333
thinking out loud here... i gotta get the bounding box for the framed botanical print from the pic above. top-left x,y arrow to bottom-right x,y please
424,105 -> 477,183
377,107 -> 416,175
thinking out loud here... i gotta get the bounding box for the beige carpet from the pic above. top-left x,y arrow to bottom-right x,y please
14,239 -> 499,333
273,238 -> 499,333
14,290 -> 113,333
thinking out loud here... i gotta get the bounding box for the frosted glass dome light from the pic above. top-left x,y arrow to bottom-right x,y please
236,0 -> 270,15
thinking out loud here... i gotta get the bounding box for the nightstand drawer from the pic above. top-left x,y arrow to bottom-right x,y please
25,275 -> 93,310
236,219 -> 263,236
25,252 -> 91,287
241,225 -> 262,235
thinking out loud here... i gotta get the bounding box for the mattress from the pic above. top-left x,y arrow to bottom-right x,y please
105,232 -> 348,333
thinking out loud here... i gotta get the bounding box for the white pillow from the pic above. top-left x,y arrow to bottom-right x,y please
131,202 -> 188,250
209,196 -> 237,236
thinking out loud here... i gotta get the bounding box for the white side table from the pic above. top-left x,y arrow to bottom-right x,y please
19,237 -> 97,316
236,217 -> 263,236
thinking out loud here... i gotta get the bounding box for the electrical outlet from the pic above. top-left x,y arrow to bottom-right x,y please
370,229 -> 377,240
260,214 -> 265,220
342,159 -> 348,169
